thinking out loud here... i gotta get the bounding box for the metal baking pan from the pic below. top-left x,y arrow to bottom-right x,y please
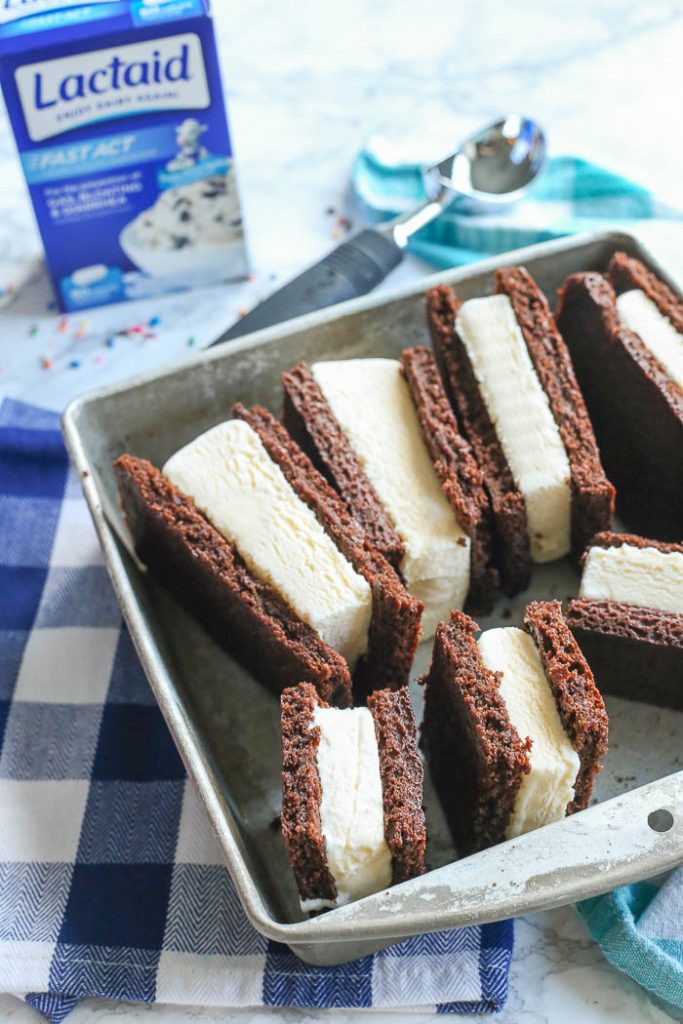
63,230 -> 683,966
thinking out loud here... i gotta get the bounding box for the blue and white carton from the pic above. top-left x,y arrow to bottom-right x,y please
0,0 -> 248,310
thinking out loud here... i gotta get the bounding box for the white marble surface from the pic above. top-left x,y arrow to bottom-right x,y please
1,0 -> 683,1021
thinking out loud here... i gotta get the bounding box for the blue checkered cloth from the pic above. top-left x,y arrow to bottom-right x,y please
0,397 -> 513,1023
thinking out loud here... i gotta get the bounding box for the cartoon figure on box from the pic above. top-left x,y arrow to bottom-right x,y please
167,118 -> 209,171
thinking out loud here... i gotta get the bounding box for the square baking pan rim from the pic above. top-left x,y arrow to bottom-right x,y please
62,229 -> 683,965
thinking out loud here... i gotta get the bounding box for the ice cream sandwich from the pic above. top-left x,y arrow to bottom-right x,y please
557,252 -> 683,541
566,531 -> 683,709
115,405 -> 422,703
427,266 -> 615,594
282,346 -> 500,632
281,682 -> 426,910
421,602 -> 608,853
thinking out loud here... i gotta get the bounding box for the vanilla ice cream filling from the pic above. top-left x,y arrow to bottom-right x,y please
477,627 -> 580,839
456,295 -> 572,563
580,542 -> 683,615
302,706 -> 391,911
163,420 -> 372,667
312,358 -> 471,639
617,289 -> 683,391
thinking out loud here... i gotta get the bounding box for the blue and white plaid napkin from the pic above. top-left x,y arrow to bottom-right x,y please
0,397 -> 513,1023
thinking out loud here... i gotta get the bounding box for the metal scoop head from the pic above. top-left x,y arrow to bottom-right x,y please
425,115 -> 547,204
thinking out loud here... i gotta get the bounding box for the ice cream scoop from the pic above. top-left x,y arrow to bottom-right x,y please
214,115 -> 546,344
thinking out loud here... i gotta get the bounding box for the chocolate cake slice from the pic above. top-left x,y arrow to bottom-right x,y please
427,267 -> 614,595
282,348 -> 499,632
114,455 -> 352,706
557,255 -> 683,540
566,531 -> 683,708
421,602 -> 607,854
281,682 -> 426,910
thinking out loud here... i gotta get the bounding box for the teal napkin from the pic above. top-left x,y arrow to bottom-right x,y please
352,141 -> 683,1012
578,878 -> 683,1010
351,149 -> 682,266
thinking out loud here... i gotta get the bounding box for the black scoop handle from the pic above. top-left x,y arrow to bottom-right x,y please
211,228 -> 403,345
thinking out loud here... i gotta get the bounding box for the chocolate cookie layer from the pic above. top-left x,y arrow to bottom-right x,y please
584,531 -> 683,559
281,684 -> 337,905
367,686 -> 427,883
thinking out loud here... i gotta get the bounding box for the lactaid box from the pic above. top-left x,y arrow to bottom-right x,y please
0,0 -> 247,310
